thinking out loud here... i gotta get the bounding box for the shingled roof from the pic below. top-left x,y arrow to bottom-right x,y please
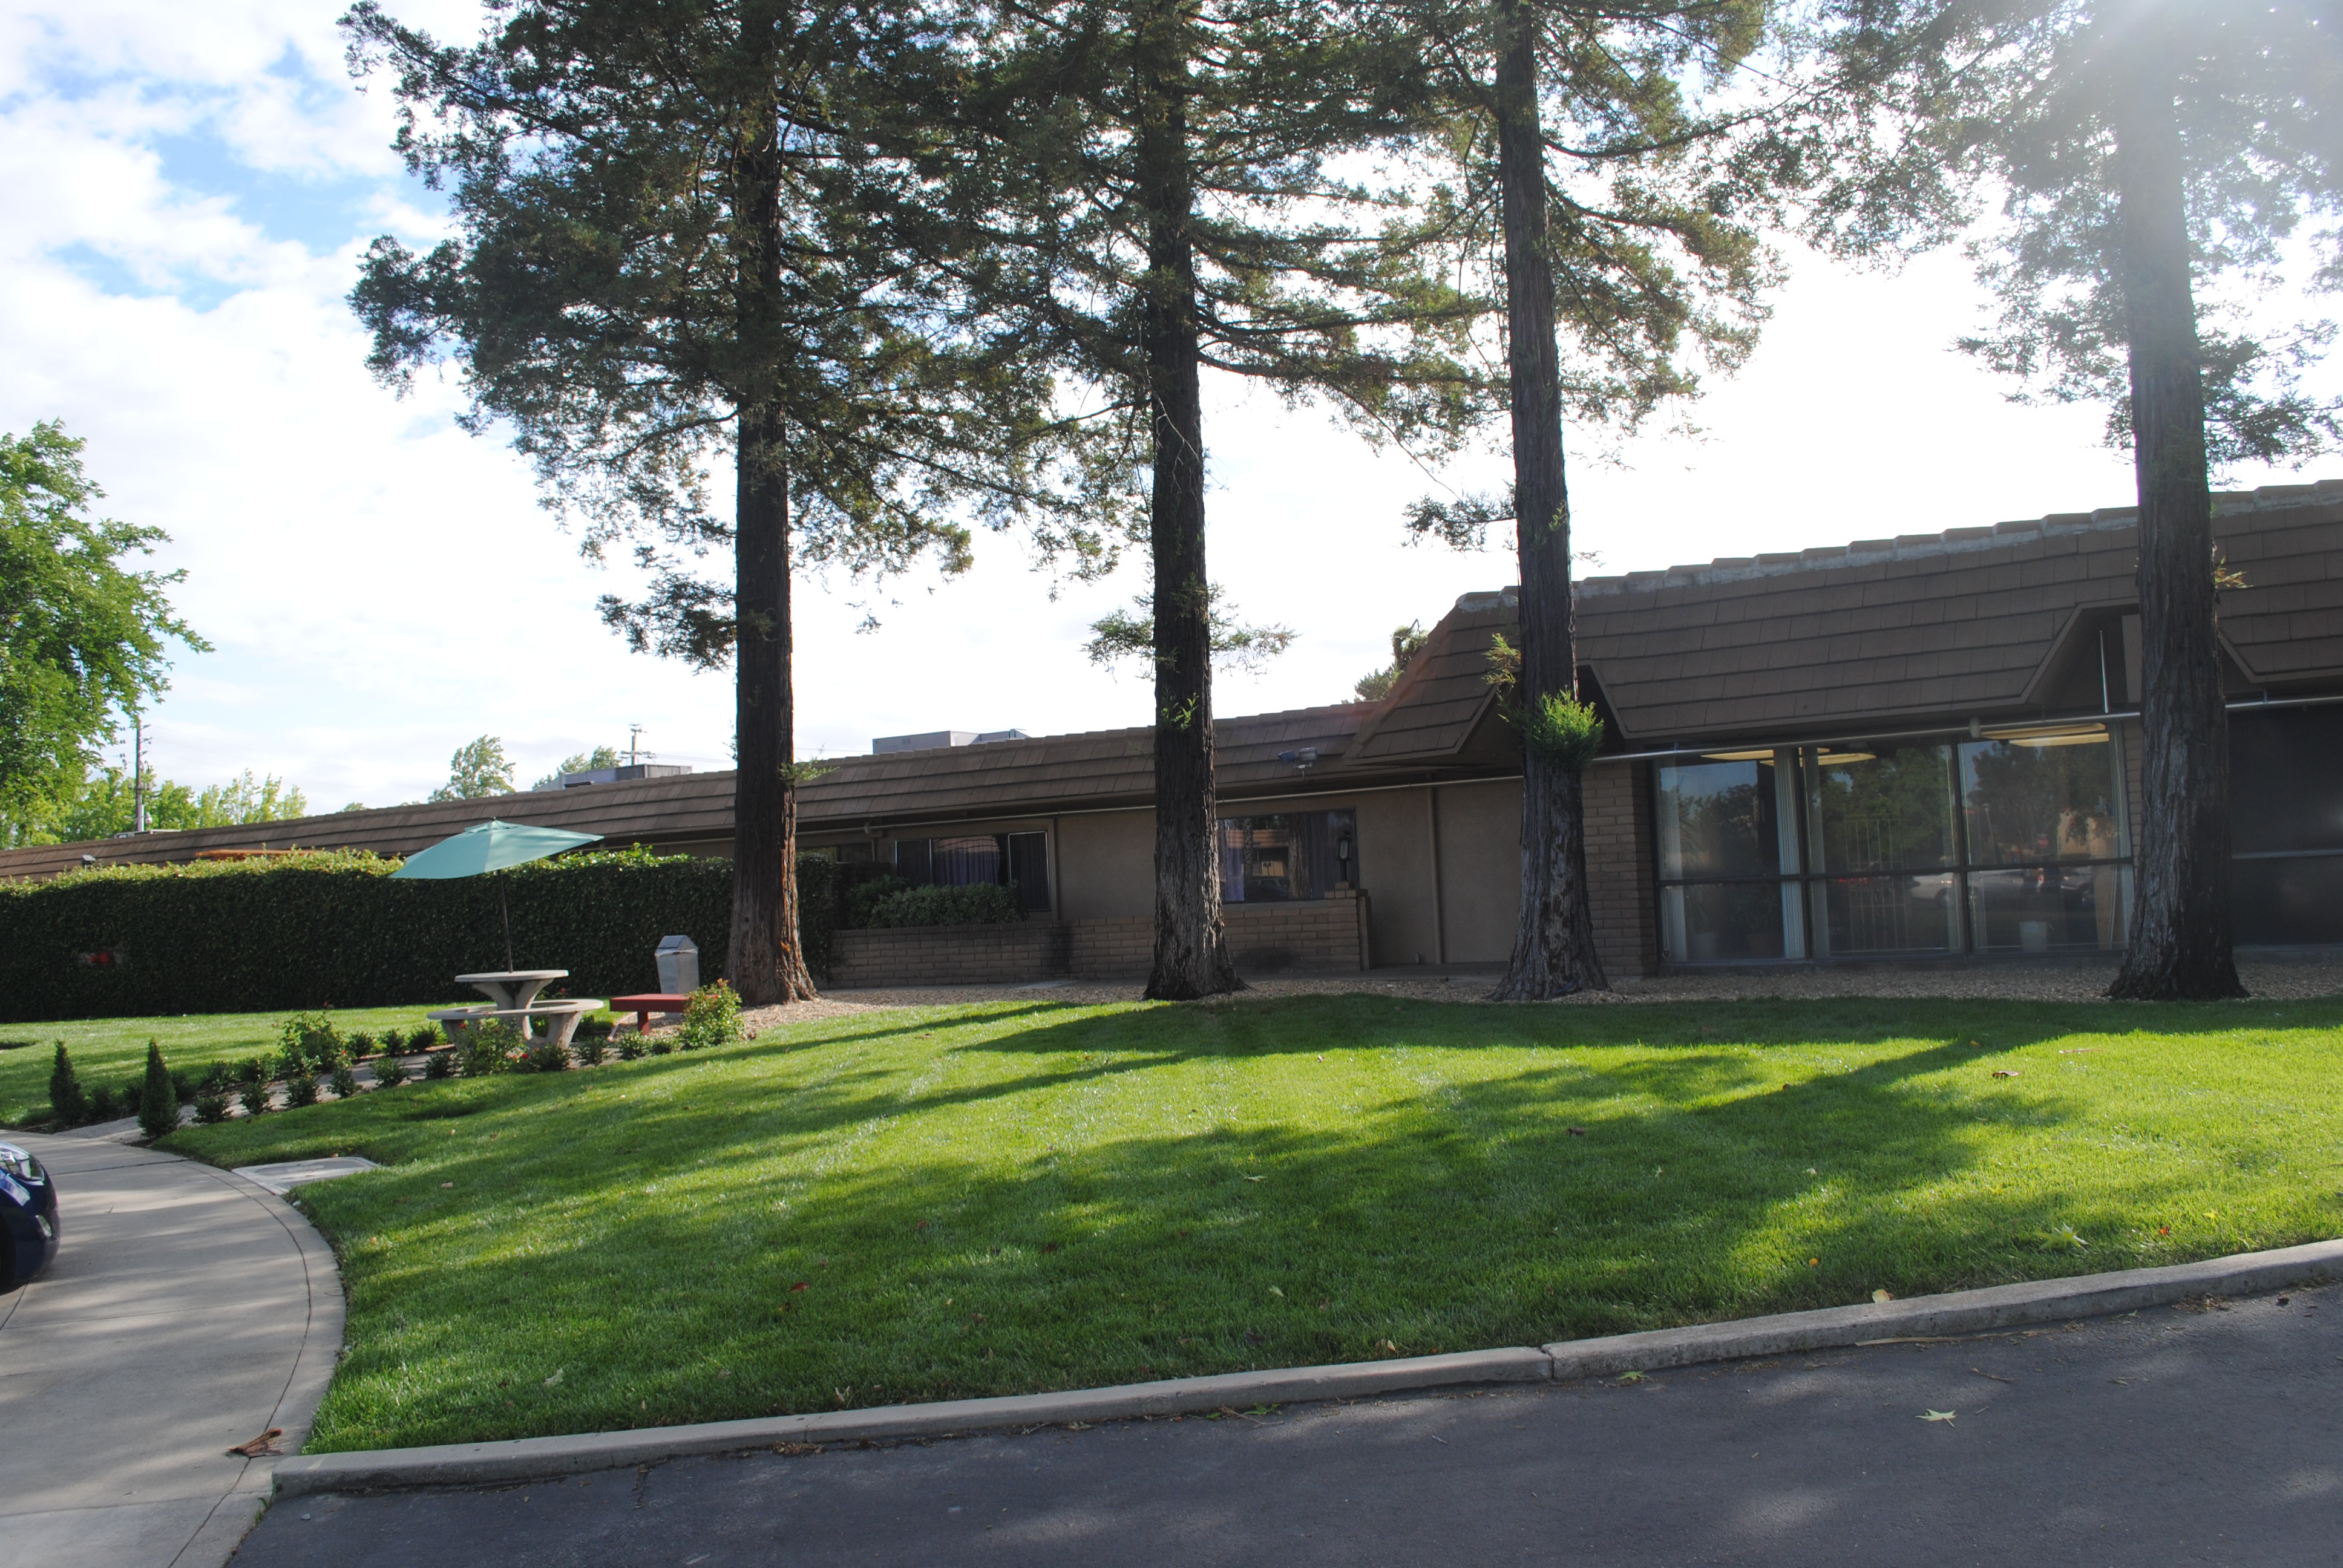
1573,479 -> 2343,743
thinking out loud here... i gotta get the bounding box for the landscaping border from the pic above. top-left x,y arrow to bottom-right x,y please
272,1234 -> 2343,1498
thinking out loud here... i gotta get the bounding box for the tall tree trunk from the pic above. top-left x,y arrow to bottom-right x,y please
728,7 -> 818,1006
1488,0 -> 1605,1001
2106,57 -> 2243,1001
1137,4 -> 1239,1002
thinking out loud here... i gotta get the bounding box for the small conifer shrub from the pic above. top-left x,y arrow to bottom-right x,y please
138,1042 -> 178,1140
49,1043 -> 88,1126
194,1092 -> 232,1125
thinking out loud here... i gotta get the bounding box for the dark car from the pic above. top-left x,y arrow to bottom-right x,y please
0,1142 -> 59,1290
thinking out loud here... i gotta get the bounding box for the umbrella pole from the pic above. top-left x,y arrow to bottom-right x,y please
501,884 -> 516,972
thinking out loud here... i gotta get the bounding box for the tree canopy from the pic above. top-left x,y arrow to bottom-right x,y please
0,422 -> 205,832
428,734 -> 516,801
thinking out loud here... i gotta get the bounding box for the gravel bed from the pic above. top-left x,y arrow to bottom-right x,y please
744,956 -> 2342,1024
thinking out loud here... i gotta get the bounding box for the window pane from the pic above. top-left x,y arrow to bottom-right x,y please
2235,855 -> 2343,945
1959,733 -> 2124,866
1968,866 -> 2127,952
1819,873 -> 1960,955
931,834 -> 1001,887
2231,708 -> 2343,855
1660,881 -> 1786,962
1810,745 -> 1956,872
1217,811 -> 1355,901
1005,831 -> 1050,912
1654,759 -> 1782,879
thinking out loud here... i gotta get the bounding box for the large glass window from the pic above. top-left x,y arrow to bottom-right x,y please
1217,810 -> 1357,901
2232,707 -> 2343,945
1655,727 -> 2131,963
891,830 -> 1052,912
1656,754 -> 1801,960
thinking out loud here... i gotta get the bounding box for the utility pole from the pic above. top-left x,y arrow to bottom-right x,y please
131,714 -> 146,834
626,724 -> 648,766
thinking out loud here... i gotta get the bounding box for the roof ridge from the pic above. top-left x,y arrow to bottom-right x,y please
1576,475 -> 2343,598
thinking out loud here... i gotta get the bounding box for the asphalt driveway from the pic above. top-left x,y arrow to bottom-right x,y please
237,1281 -> 2343,1566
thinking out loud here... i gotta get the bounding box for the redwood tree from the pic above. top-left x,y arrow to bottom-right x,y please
1806,0 -> 2342,998
344,0 -> 1117,1002
931,0 -> 1480,999
1389,0 -> 1778,998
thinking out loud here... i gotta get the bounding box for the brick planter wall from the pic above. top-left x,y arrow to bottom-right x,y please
1071,893 -> 1371,981
828,920 -> 1071,988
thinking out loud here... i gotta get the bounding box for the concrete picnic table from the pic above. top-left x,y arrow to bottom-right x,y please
455,970 -> 568,1010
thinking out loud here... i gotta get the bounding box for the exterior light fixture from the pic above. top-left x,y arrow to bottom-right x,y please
1277,746 -> 1319,771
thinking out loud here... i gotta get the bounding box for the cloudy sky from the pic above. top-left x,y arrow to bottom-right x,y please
4,1 -> 2332,811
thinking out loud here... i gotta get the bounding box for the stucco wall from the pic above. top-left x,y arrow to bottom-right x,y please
1055,811 -> 1155,920
1431,778 -> 1522,963
1354,791 -> 1440,965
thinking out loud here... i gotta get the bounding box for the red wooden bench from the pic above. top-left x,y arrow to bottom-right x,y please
610,993 -> 692,1035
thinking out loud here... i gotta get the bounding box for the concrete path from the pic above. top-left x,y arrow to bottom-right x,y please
0,1131 -> 344,1568
237,1281 -> 2343,1566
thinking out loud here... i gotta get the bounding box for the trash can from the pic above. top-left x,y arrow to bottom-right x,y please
655,935 -> 700,994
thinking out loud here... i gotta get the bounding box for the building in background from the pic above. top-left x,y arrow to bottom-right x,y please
7,481 -> 2337,982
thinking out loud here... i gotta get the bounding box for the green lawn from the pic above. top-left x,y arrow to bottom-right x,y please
0,1004 -> 468,1125
157,991 -> 2342,1454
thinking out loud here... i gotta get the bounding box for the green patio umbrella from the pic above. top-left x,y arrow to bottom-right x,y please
390,820 -> 604,970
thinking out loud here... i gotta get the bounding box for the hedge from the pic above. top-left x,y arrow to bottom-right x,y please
0,849 -> 842,1023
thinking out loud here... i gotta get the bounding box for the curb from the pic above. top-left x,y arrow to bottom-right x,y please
274,1235 -> 2343,1498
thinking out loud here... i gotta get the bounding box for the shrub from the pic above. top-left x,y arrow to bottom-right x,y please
520,1032 -> 570,1073
90,1085 -> 120,1121
647,1037 -> 673,1056
347,1030 -> 378,1057
424,1048 -> 456,1080
171,1070 -> 194,1105
194,1092 -> 232,1125
199,1060 -> 235,1094
574,1032 -> 606,1067
329,1065 -> 361,1099
616,1036 -> 646,1061
677,981 -> 744,1050
281,1012 -> 347,1074
238,1077 -> 271,1117
860,882 -> 1024,929
458,1018 -> 525,1077
283,1069 -> 320,1108
120,1074 -> 144,1109
48,1043 -> 88,1127
406,1023 -> 443,1051
841,875 -> 912,929
137,1042 -> 179,1140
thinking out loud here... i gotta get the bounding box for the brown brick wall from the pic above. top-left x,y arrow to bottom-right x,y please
1073,896 -> 1371,981
829,921 -> 1072,988
832,896 -> 1371,987
1584,762 -> 1658,979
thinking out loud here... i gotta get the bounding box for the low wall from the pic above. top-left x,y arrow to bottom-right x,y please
828,920 -> 1071,988
827,893 -> 1372,988
1071,893 -> 1371,982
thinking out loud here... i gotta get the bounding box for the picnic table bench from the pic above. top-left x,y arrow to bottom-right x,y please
610,993 -> 692,1035
429,972 -> 606,1054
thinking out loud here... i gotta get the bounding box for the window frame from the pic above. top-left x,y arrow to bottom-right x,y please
1653,726 -> 2133,964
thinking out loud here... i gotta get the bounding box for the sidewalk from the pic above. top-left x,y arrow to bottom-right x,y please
0,1130 -> 344,1568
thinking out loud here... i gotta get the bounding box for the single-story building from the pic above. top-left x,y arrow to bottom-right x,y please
7,478 -> 2338,984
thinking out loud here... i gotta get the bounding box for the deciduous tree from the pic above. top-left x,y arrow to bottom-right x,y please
0,422 -> 205,841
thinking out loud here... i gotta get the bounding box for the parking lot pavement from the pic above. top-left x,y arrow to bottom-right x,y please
238,1281 -> 2343,1567
0,1132 -> 342,1568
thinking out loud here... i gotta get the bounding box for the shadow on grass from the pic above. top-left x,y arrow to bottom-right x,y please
190,991 -> 2343,1452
